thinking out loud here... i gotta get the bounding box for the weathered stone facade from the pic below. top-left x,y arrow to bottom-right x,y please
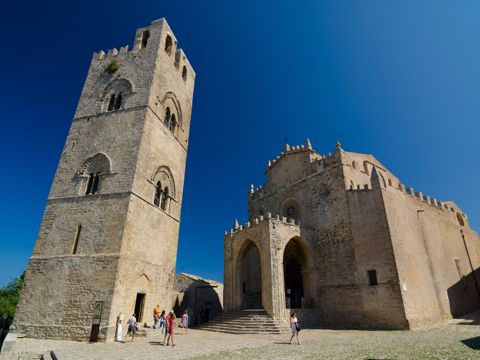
173,273 -> 223,326
13,18 -> 195,342
224,140 -> 480,329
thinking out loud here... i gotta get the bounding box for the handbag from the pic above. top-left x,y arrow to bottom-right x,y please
295,322 -> 301,332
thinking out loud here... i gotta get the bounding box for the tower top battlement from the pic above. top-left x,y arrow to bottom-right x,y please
92,18 -> 195,80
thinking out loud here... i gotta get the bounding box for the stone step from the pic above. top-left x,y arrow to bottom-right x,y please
198,309 -> 289,335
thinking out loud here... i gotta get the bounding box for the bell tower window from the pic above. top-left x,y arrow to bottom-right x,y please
182,66 -> 187,81
141,30 -> 150,48
165,35 -> 173,55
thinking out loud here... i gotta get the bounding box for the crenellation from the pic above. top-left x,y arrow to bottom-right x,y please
107,48 -> 119,57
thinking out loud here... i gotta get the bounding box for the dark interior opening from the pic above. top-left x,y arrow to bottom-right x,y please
284,257 -> 304,308
134,293 -> 146,322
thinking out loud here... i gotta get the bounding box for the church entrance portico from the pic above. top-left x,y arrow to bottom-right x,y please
282,237 -> 315,310
239,240 -> 262,309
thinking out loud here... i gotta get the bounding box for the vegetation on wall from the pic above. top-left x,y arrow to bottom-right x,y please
105,61 -> 119,74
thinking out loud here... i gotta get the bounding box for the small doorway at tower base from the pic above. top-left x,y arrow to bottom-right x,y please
134,293 -> 146,322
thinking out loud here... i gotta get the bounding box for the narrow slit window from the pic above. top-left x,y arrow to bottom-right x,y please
169,114 -> 176,132
161,187 -> 169,211
154,181 -> 162,207
165,35 -> 173,54
141,30 -> 150,48
107,94 -> 116,111
72,224 -> 82,254
91,173 -> 100,194
368,270 -> 378,286
182,66 -> 187,81
86,173 -> 94,195
114,93 -> 123,110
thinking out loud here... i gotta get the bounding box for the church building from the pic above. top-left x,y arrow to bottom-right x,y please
224,140 -> 480,329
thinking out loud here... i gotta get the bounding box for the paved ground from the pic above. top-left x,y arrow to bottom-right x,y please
13,320 -> 480,359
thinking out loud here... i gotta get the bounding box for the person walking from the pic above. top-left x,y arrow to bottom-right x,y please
289,312 -> 301,345
127,313 -> 137,342
153,305 -> 161,329
166,310 -> 176,346
181,310 -> 189,334
163,311 -> 171,344
159,310 -> 166,334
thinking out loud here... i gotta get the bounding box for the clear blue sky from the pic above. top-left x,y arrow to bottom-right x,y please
1,1 -> 479,286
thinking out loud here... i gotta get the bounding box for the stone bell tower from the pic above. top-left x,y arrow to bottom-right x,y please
14,18 -> 195,342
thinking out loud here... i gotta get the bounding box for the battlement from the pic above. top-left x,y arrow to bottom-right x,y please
250,141 -> 340,200
265,138 -> 317,171
91,18 -> 195,80
348,178 -> 467,220
225,213 -> 300,236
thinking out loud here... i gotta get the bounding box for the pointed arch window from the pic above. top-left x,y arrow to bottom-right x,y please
153,182 -> 169,211
151,166 -> 175,214
164,107 -> 177,134
102,78 -> 133,113
79,153 -> 112,196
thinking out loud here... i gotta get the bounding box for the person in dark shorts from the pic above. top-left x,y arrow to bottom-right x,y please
127,313 -> 137,342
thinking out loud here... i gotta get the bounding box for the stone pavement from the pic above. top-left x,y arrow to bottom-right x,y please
12,320 -> 480,360
14,327 -> 281,360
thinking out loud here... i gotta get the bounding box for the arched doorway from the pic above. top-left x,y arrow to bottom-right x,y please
284,257 -> 304,308
239,241 -> 262,309
283,237 -> 312,309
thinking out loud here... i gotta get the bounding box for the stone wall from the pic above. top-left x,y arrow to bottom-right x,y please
14,18 -> 195,342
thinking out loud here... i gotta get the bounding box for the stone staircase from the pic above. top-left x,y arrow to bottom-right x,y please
198,309 -> 290,335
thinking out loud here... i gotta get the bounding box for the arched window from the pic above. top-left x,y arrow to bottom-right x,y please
281,198 -> 301,221
79,153 -> 112,196
151,166 -> 175,213
165,35 -> 173,55
182,66 -> 187,81
102,79 -> 133,113
457,213 -> 465,227
141,30 -> 150,48
161,187 -> 169,210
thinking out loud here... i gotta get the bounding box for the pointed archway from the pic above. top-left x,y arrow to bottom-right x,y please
283,237 -> 314,309
239,240 -> 262,309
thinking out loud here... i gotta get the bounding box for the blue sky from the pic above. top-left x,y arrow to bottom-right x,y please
1,1 -> 479,286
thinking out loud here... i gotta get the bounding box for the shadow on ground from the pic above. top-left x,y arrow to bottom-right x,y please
149,341 -> 165,346
461,336 -> 480,350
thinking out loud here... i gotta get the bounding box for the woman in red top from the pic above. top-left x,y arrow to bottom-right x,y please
166,310 -> 176,346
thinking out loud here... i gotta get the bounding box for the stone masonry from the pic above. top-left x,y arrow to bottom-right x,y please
13,18 -> 195,342
224,140 -> 480,329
